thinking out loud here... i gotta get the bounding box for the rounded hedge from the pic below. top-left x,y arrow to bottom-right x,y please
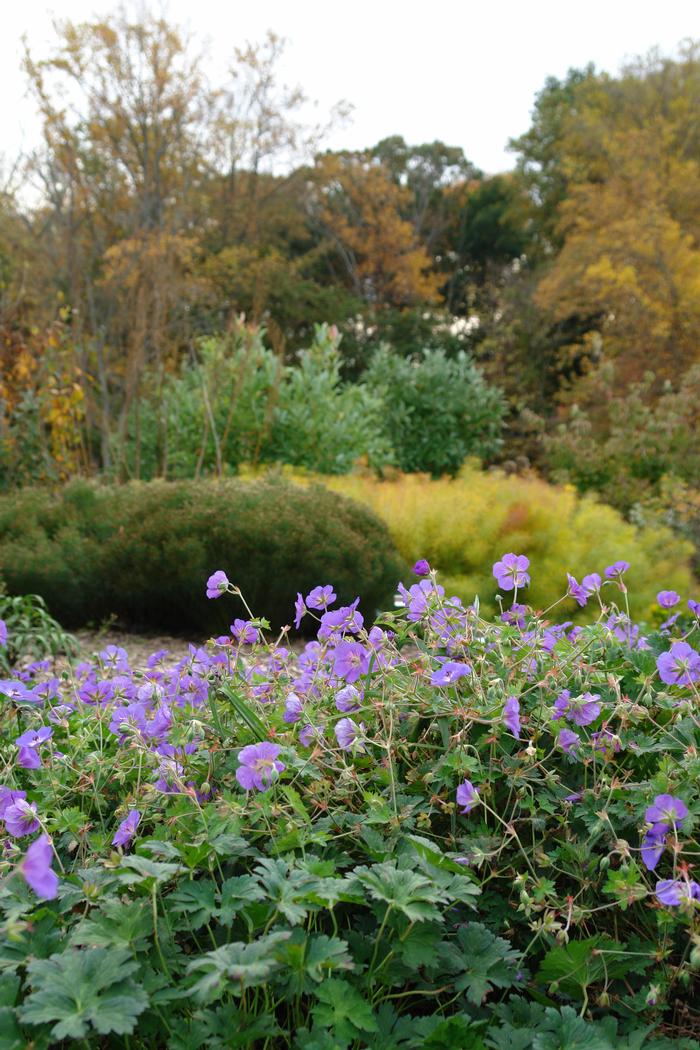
0,478 -> 407,634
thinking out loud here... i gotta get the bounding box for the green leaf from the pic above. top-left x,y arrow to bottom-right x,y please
439,923 -> 522,1004
352,862 -> 449,922
277,931 -> 353,994
117,855 -> 184,887
253,858 -> 317,924
186,932 -> 292,1003
70,900 -> 154,950
312,979 -> 378,1042
20,948 -> 148,1040
218,683 -> 269,738
166,880 -> 218,928
536,938 -> 646,1001
218,875 -> 266,924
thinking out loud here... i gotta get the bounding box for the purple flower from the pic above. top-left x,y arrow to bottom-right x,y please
333,641 -> 370,684
456,780 -> 480,814
568,693 -> 601,727
501,603 -> 527,629
657,642 -> 700,686
641,823 -> 669,872
206,570 -> 230,600
299,723 -> 323,747
294,593 -> 306,630
645,794 -> 688,826
503,696 -> 520,739
493,553 -> 530,591
413,559 -> 431,577
0,680 -> 32,703
306,585 -> 337,610
283,693 -> 303,724
605,560 -> 630,579
231,619 -> 259,645
319,599 -> 364,639
657,590 -> 680,610
236,742 -> 285,792
398,580 -> 445,622
0,787 -> 26,818
335,685 -> 362,712
112,810 -> 141,849
567,574 -> 589,607
558,728 -> 581,755
4,799 -> 40,837
0,620 -> 6,647
20,834 -> 58,899
15,726 -> 53,770
688,599 -> 700,618
655,879 -> 700,907
99,645 -> 130,671
582,573 -> 602,595
430,661 -> 471,686
335,717 -> 364,752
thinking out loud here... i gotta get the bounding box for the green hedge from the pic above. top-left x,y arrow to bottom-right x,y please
0,479 -> 406,634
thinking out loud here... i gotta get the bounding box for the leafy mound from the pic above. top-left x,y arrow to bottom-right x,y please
0,477 -> 405,633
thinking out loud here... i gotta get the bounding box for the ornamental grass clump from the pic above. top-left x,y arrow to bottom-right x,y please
1,557 -> 700,1046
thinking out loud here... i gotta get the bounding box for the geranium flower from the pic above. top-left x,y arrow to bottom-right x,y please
640,823 -> 669,871
21,834 -> 58,900
657,590 -> 680,609
456,780 -> 480,814
335,717 -> 365,752
552,690 -> 600,726
335,685 -> 361,712
645,794 -> 688,826
332,641 -> 370,683
412,559 -> 431,577
4,799 -> 40,837
231,619 -> 259,645
558,728 -> 581,755
283,693 -> 303,724
655,879 -> 700,907
430,661 -> 471,686
318,599 -> 363,639
112,810 -> 141,849
305,585 -> 337,610
206,570 -> 230,599
236,742 -> 285,792
0,620 -> 6,647
605,561 -> 630,579
294,594 -> 306,630
657,642 -> 700,686
0,787 -> 26,818
15,726 -> 53,770
503,696 -> 520,739
493,553 -> 530,591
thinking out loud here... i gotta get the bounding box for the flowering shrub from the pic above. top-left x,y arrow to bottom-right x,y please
1,558 -> 700,1046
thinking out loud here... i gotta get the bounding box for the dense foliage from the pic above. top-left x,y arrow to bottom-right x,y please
0,478 -> 405,632
1,560 -> 700,1046
320,467 -> 694,621
365,348 -> 505,477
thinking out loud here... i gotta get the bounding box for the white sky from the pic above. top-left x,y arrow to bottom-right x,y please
1,0 -> 699,177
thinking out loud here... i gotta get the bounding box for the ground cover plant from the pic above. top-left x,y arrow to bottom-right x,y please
0,558 -> 700,1047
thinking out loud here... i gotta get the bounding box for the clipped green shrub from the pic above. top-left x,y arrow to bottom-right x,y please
0,478 -> 406,633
